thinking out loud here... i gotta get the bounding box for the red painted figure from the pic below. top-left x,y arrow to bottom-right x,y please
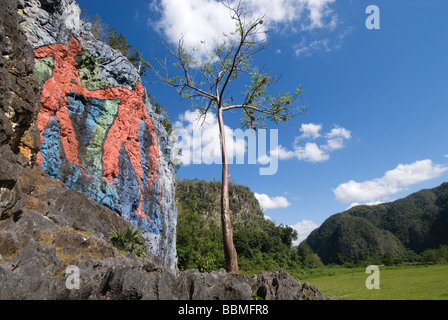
35,37 -> 91,176
35,36 -> 162,220
74,82 -> 163,220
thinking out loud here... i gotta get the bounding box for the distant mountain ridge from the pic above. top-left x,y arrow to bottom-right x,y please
306,182 -> 448,264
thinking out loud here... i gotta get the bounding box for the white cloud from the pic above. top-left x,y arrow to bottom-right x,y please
294,25 -> 353,58
326,125 -> 351,140
269,143 -> 329,163
265,123 -> 351,163
295,38 -> 332,57
333,159 -> 448,204
295,142 -> 329,162
269,145 -> 296,161
149,0 -> 338,58
173,109 -> 246,165
323,125 -> 352,151
346,201 -> 385,210
302,0 -> 337,29
290,219 -> 320,245
149,0 -> 236,57
254,193 -> 291,210
173,118 -> 351,167
298,123 -> 322,140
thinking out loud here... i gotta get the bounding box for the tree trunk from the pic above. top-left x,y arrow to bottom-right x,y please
217,107 -> 239,274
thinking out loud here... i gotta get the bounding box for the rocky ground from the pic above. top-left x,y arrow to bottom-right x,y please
0,165 -> 325,300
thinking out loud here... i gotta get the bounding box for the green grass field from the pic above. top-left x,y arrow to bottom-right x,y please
299,264 -> 448,300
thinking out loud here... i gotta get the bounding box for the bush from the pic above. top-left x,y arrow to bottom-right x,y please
110,225 -> 147,258
422,244 -> 448,264
196,255 -> 217,273
297,242 -> 324,268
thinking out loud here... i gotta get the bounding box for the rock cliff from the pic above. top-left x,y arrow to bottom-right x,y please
18,0 -> 178,272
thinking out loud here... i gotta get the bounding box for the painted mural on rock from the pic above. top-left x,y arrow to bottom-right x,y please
32,36 -> 176,269
35,37 -> 162,221
34,36 -> 164,229
21,0 -> 177,273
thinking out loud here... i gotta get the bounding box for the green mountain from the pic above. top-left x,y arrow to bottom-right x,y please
306,182 -> 448,265
175,179 -> 309,273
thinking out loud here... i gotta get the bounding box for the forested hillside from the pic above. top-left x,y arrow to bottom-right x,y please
306,182 -> 448,265
175,179 -> 322,273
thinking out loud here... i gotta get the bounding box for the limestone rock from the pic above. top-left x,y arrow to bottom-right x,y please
19,0 -> 178,272
0,165 -> 325,300
254,269 -> 325,300
0,0 -> 39,158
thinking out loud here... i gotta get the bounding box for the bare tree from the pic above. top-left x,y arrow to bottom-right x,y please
152,1 -> 305,274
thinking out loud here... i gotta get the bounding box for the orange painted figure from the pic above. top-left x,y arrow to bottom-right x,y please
74,82 -> 163,220
34,36 -> 90,176
35,36 -> 162,220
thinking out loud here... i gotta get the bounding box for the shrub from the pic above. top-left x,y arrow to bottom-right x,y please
297,242 -> 324,268
422,244 -> 448,264
196,255 -> 217,273
110,225 -> 147,258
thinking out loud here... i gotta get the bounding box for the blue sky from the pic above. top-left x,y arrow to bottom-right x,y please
77,0 -> 448,244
